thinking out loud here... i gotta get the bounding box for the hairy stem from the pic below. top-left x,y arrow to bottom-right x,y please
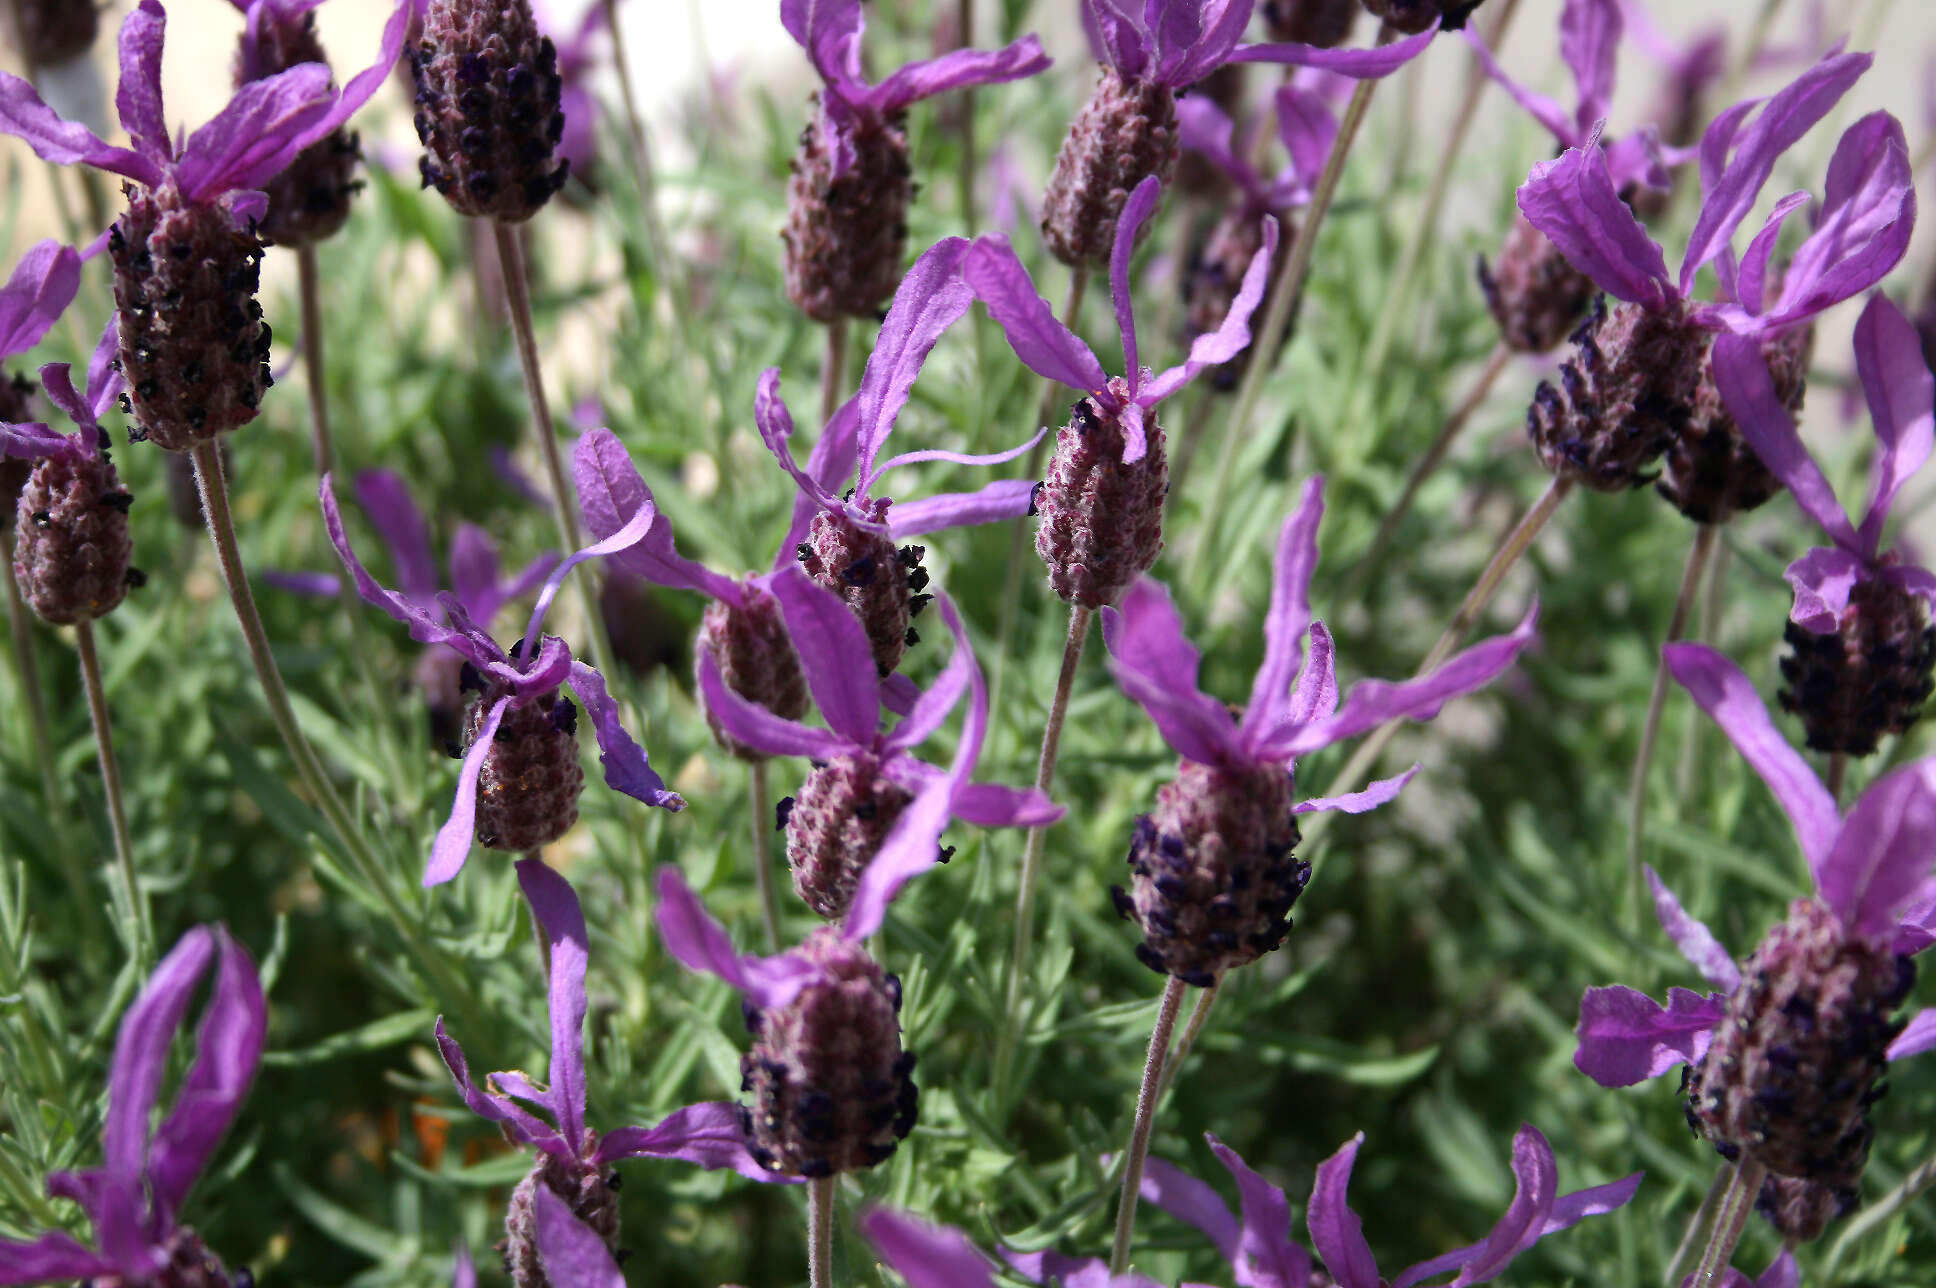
297,244 -> 334,477
750,759 -> 783,952
1690,1159 -> 1765,1287
1825,1149 -> 1936,1275
75,619 -> 147,962
1664,1166 -> 1731,1288
1626,524 -> 1718,926
1109,976 -> 1186,1277
2,544 -> 60,816
1154,972 -> 1220,1100
808,1175 -> 836,1288
994,604 -> 1093,1107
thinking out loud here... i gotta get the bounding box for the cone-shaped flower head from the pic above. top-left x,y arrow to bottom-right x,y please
700,567 -> 1061,923
1715,294 -> 1936,754
0,239 -> 83,527
1102,477 -> 1539,984
437,861 -> 787,1288
1515,49 -> 1911,491
0,925 -> 265,1287
270,468 -> 560,746
1132,1127 -> 1639,1288
1177,83 -> 1334,387
1575,643 -> 1936,1199
321,473 -> 681,886
0,0 -> 407,452
760,237 -> 1044,677
780,0 -> 1049,321
1043,1 -> 1436,266
224,0 -> 404,246
655,869 -> 917,1177
2,321 -> 141,625
969,176 -> 1277,607
410,0 -> 570,220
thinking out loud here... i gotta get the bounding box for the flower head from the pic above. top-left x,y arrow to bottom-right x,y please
0,926 -> 265,1287
438,861 -> 784,1286
321,472 -> 680,886
1088,0 -> 1440,89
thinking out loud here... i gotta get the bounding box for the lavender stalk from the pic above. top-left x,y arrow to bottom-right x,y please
74,619 -> 146,961
1108,975 -> 1184,1276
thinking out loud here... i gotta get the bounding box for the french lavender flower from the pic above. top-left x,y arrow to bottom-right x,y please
1135,1127 -> 1640,1288
2,326 -> 142,626
1515,49 -> 1912,495
270,468 -> 559,746
321,474 -> 680,885
0,239 -> 82,531
859,1207 -> 1163,1288
700,567 -> 1061,921
1714,294 -> 1936,755
759,237 -> 1042,678
656,869 -> 918,1177
410,0 -> 570,221
0,925 -> 265,1288
968,176 -> 1275,608
437,860 -> 788,1287
0,0 -> 407,453
1576,644 -> 1936,1216
779,0 -> 1048,322
1042,0 -> 1436,266
1102,477 -> 1538,984
1176,84 -> 1334,388
1465,0 -> 1661,354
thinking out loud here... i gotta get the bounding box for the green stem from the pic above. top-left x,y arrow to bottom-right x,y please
808,1175 -> 836,1288
1825,1150 -> 1936,1275
296,243 -> 334,477
749,759 -> 783,953
1626,524 -> 1717,928
1689,1160 -> 1765,1288
821,317 -> 850,431
75,619 -> 147,963
601,0 -> 670,272
1663,1166 -> 1731,1288
994,604 -> 1092,1108
1109,976 -> 1185,1277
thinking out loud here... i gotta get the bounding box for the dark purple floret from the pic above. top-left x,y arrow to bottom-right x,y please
797,503 -> 927,677
461,681 -> 585,852
501,1141 -> 621,1288
1779,573 -> 1936,756
411,0 -> 569,222
13,444 -> 135,625
738,929 -> 916,1177
785,752 -> 916,921
783,101 -> 914,322
696,579 -> 809,760
1684,899 -> 1911,1190
1041,70 -> 1179,267
234,10 -> 365,247
1657,325 -> 1810,525
1035,386 -> 1168,608
1476,215 -> 1597,355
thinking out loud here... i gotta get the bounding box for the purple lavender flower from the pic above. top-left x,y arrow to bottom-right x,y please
1515,49 -> 1912,492
1576,643 -> 1936,1201
0,926 -> 265,1286
1101,477 -> 1538,983
969,175 -> 1275,607
1042,1 -> 1436,266
1713,294 -> 1936,754
0,239 -> 83,524
700,565 -> 1061,922
438,860 -> 787,1286
760,236 -> 1043,677
780,0 -> 1049,320
320,473 -> 680,885
0,0 -> 406,452
863,1209 -> 1172,1288
1134,1127 -> 1639,1288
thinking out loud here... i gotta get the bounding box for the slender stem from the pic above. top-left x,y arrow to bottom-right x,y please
821,318 -> 850,431
1826,752 -> 1848,806
1153,972 -> 1220,1100
1195,60 -> 1386,585
1690,1160 -> 1765,1288
994,605 -> 1093,1107
1356,0 -> 1519,386
1825,1149 -> 1936,1275
807,1175 -> 836,1288
956,0 -> 977,232
74,620 -> 147,962
1626,524 -> 1718,926
296,244 -> 334,477
1663,1166 -> 1732,1288
600,0 -> 665,254
491,223 -> 618,681
989,267 -> 1089,715
1160,381 -> 1218,519
1349,341 -> 1512,591
1109,976 -> 1186,1277
749,759 -> 783,952
2,542 -> 61,815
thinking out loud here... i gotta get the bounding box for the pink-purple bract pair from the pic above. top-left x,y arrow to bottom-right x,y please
437,860 -> 791,1287
1102,476 -> 1538,983
1577,644 -> 1936,1236
0,239 -> 84,513
0,927 -> 264,1287
320,473 -> 681,886
1714,294 -> 1936,756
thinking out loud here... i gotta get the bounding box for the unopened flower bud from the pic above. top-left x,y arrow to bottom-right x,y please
1183,210 -> 1292,391
411,0 -> 569,222
1173,66 -> 1246,198
1041,71 -> 1178,268
235,11 -> 364,247
1476,216 -> 1596,355
784,753 -> 915,920
13,448 -> 135,625
1779,574 -> 1936,756
783,103 -> 914,322
1114,760 -> 1307,985
1035,388 -> 1167,608
463,685 -> 585,853
737,930 -> 916,1177
1657,326 -> 1809,524
501,1144 -> 620,1288
797,503 -> 927,677
697,586 -> 809,759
